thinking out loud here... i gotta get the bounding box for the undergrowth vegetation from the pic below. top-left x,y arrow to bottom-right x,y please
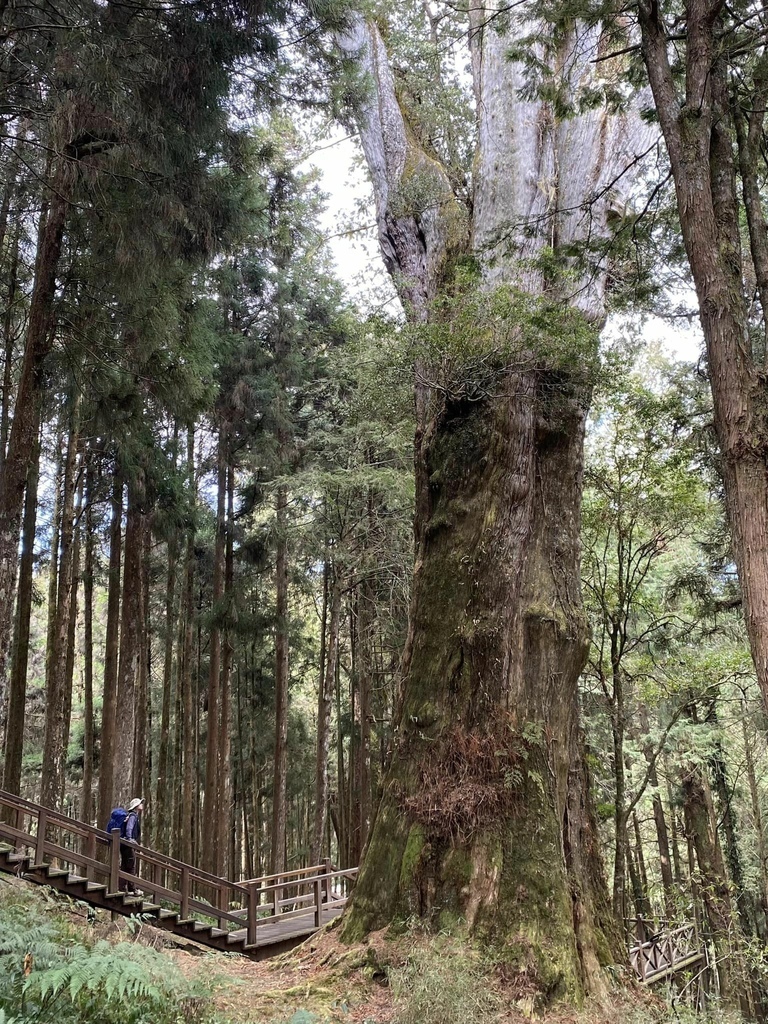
0,883 -> 755,1024
0,883 -> 216,1024
389,941 -> 501,1024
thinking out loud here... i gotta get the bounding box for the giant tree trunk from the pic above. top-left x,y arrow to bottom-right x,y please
338,6 -> 649,1000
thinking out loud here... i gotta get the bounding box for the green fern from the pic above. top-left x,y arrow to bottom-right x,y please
0,889 -> 215,1024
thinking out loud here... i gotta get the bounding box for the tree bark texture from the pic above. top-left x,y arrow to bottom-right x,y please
338,8 -> 650,1000
640,0 -> 768,720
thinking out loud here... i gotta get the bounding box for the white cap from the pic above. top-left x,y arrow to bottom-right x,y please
127,797 -> 143,812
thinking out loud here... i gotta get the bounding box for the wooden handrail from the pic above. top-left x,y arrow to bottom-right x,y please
0,787 -> 359,946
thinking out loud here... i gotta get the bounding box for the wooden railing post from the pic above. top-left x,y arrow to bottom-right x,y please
180,866 -> 190,919
218,882 -> 227,929
86,833 -> 96,881
35,809 -> 47,865
13,807 -> 23,850
323,857 -> 331,903
273,875 -> 280,918
247,882 -> 258,946
314,874 -> 322,928
109,828 -> 121,892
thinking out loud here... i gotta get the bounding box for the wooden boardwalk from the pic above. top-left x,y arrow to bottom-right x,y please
0,788 -> 357,959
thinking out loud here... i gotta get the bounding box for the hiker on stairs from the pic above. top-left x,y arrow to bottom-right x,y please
121,797 -> 144,895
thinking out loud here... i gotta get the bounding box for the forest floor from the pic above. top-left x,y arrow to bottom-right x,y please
163,918 -> 659,1024
12,877 -> 668,1024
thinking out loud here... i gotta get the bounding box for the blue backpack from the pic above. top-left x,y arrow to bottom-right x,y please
106,807 -> 128,837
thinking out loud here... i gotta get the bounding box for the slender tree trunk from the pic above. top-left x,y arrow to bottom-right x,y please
0,219 -> 21,475
113,479 -> 144,803
311,569 -> 341,863
271,484 -> 290,875
743,705 -> 768,931
335,628 -> 348,868
682,760 -> 751,1013
640,7 -> 768,719
82,456 -> 95,826
1,429 -> 40,796
132,518 -> 150,799
155,535 -> 177,853
638,709 -> 675,910
203,425 -> 227,871
216,461 -> 235,877
357,568 -> 373,856
632,812 -> 650,916
60,469 -> 83,805
180,428 -> 196,865
40,411 -> 80,810
97,472 -> 123,824
0,161 -> 69,704
708,717 -> 753,935
611,709 -> 626,918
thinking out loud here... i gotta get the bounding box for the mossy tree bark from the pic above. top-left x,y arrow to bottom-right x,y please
338,5 -> 651,1003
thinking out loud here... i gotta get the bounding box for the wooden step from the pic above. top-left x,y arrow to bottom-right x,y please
139,903 -> 161,914
157,909 -> 178,921
68,875 -> 88,885
45,868 -> 69,879
84,882 -> 107,894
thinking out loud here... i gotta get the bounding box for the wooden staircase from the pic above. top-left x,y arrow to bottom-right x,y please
0,789 -> 357,959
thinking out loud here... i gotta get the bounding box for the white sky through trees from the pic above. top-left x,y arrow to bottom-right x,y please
308,130 -> 703,362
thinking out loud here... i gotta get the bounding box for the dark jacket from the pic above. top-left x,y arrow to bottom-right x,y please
124,811 -> 141,844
